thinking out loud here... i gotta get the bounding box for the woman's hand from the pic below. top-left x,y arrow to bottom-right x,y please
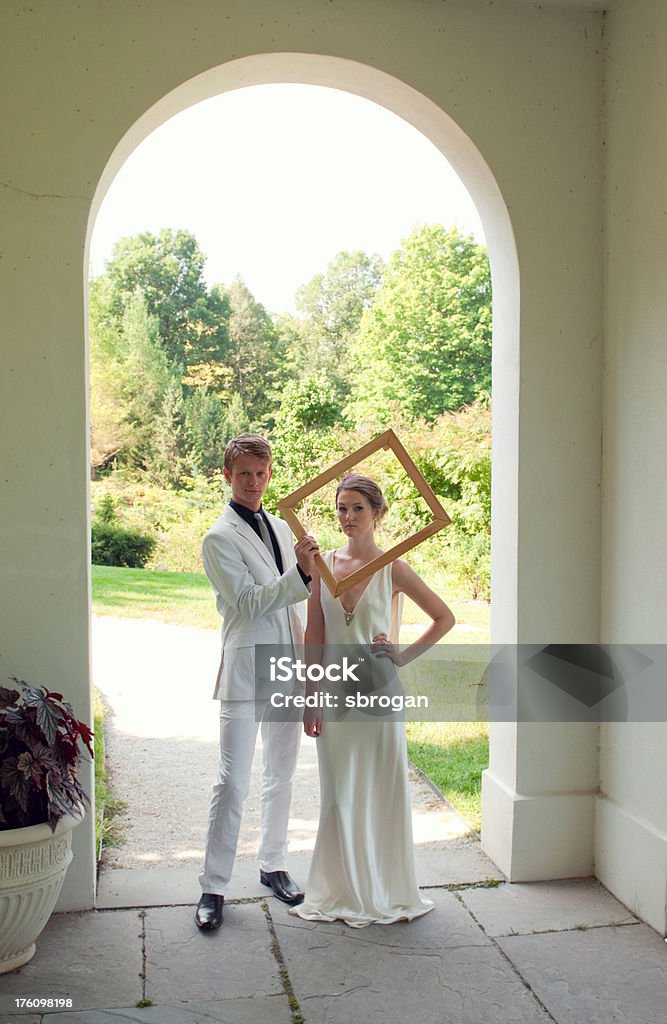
370,633 -> 405,668
303,705 -> 323,737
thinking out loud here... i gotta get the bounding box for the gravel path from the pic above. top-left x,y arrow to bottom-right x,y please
92,616 -> 472,875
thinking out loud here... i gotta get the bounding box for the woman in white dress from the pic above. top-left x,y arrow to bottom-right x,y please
290,474 -> 455,928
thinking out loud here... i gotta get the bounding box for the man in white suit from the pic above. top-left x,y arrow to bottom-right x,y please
195,434 -> 319,930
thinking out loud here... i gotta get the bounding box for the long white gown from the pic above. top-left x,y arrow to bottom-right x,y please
290,551 -> 434,928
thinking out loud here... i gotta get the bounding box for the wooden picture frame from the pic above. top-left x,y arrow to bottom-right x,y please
276,429 -> 451,597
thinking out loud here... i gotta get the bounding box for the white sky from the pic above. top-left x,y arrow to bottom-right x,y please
89,84 -> 484,315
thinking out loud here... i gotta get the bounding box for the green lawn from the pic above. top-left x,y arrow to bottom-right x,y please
91,564 -> 489,636
92,564 -> 219,629
92,563 -> 490,830
406,721 -> 488,831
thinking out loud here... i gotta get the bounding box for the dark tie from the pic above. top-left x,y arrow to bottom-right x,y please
253,512 -> 275,563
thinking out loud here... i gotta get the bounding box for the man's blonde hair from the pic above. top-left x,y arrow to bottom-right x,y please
223,434 -> 273,472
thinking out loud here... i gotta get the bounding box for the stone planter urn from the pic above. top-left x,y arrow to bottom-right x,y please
0,810 -> 83,974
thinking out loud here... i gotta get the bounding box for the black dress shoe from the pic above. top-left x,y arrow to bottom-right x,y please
195,892 -> 224,930
260,870 -> 305,906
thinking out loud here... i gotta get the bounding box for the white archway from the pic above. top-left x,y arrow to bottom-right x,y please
86,52 -> 521,895
87,51 -> 520,642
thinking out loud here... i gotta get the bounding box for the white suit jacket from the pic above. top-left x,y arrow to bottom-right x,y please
202,504 -> 308,700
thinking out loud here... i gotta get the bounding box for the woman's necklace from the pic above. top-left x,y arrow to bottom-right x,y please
334,550 -> 356,625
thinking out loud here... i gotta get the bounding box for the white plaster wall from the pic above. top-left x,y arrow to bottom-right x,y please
0,0 -> 605,910
599,0 -> 667,934
0,188 -> 95,908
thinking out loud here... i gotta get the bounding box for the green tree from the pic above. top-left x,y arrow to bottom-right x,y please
271,312 -> 305,381
117,292 -> 174,471
220,392 -> 250,443
294,250 -> 384,389
347,226 -> 491,424
269,372 -> 343,495
403,400 -> 492,600
89,344 -> 133,474
184,386 -> 228,477
223,277 -> 288,425
89,285 -> 178,474
151,379 -> 188,487
103,228 -> 230,368
89,277 -> 131,472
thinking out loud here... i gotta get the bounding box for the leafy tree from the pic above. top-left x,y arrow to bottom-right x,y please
116,292 -> 174,471
346,226 -> 491,424
89,286 -> 174,474
89,278 -> 132,472
150,380 -> 188,487
401,399 -> 492,600
181,282 -> 235,395
184,387 -> 228,477
269,372 -> 344,496
271,312 -> 304,379
222,277 -> 289,425
103,229 -> 230,367
294,250 -> 384,388
220,392 -> 250,443
89,352 -> 132,473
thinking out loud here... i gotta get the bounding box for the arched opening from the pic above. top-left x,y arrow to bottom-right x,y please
85,53 -> 520,899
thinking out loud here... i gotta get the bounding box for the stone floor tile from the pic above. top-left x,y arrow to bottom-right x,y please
131,996 -> 294,1023
143,904 -> 282,1003
40,994 -> 294,1023
274,902 -> 551,1024
272,887 -> 491,949
96,855 -> 311,910
416,838 -> 505,887
498,923 -> 666,1024
460,878 -> 639,936
95,839 -> 502,910
96,865 -> 201,910
0,1015 -> 41,1023
0,910 -> 143,1012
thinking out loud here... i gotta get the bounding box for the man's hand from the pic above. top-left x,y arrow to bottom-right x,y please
295,533 -> 320,576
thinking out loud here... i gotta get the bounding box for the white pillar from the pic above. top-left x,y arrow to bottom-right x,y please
0,191 -> 96,911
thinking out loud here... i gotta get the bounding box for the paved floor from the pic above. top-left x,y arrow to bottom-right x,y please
1,618 -> 665,1022
0,878 -> 664,1023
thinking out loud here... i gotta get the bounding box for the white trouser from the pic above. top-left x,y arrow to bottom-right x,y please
198,699 -> 302,895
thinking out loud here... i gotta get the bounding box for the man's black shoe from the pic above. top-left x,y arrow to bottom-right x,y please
260,870 -> 305,905
195,892 -> 224,930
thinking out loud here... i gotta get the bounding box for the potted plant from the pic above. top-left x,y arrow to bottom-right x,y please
0,677 -> 93,974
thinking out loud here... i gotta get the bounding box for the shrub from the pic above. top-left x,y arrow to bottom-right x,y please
91,492 -> 157,568
91,474 -> 222,572
96,494 -> 119,524
91,521 -> 156,568
443,530 -> 490,602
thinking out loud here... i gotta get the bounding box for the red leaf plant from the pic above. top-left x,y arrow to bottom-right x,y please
0,677 -> 93,831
